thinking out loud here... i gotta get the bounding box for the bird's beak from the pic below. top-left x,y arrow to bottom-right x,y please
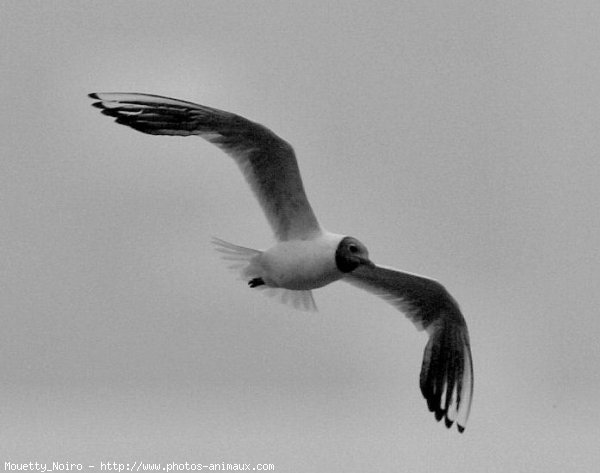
359,257 -> 376,268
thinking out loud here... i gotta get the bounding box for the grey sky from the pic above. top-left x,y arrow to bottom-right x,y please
2,0 -> 600,471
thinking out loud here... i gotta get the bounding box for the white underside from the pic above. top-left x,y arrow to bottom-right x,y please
211,237 -> 323,312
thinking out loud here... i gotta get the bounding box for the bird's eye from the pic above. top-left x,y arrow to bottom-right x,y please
349,244 -> 358,253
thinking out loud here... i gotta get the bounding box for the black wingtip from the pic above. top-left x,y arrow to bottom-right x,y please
457,424 -> 465,433
426,396 -> 436,413
88,93 -> 105,109
444,417 -> 454,429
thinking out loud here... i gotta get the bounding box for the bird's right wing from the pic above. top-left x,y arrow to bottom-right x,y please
89,93 -> 321,241
344,263 -> 473,432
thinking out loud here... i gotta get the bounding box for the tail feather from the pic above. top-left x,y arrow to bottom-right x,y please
211,237 -> 261,274
211,237 -> 317,312
264,287 -> 317,312
211,237 -> 261,260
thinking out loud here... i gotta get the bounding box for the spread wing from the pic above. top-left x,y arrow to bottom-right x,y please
344,264 -> 473,432
89,93 -> 321,241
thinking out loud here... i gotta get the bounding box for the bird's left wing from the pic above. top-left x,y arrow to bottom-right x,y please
344,264 -> 473,432
88,93 -> 321,241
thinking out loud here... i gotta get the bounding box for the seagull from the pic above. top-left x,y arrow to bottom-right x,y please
89,92 -> 474,432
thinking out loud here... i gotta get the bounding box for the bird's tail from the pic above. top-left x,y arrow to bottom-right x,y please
211,237 -> 317,312
211,237 -> 262,278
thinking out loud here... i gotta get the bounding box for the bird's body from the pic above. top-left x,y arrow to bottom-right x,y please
258,232 -> 346,290
89,92 -> 474,432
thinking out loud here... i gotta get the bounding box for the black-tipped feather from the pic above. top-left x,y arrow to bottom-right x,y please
419,318 -> 471,431
88,92 -> 321,241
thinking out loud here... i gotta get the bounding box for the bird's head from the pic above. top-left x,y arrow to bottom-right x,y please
335,236 -> 375,273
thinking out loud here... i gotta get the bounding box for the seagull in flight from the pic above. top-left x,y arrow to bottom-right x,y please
89,92 -> 474,432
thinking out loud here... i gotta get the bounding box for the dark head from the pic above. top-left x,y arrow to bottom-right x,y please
335,236 -> 375,273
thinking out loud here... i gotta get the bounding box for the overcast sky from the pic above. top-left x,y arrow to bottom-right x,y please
2,1 -> 600,471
